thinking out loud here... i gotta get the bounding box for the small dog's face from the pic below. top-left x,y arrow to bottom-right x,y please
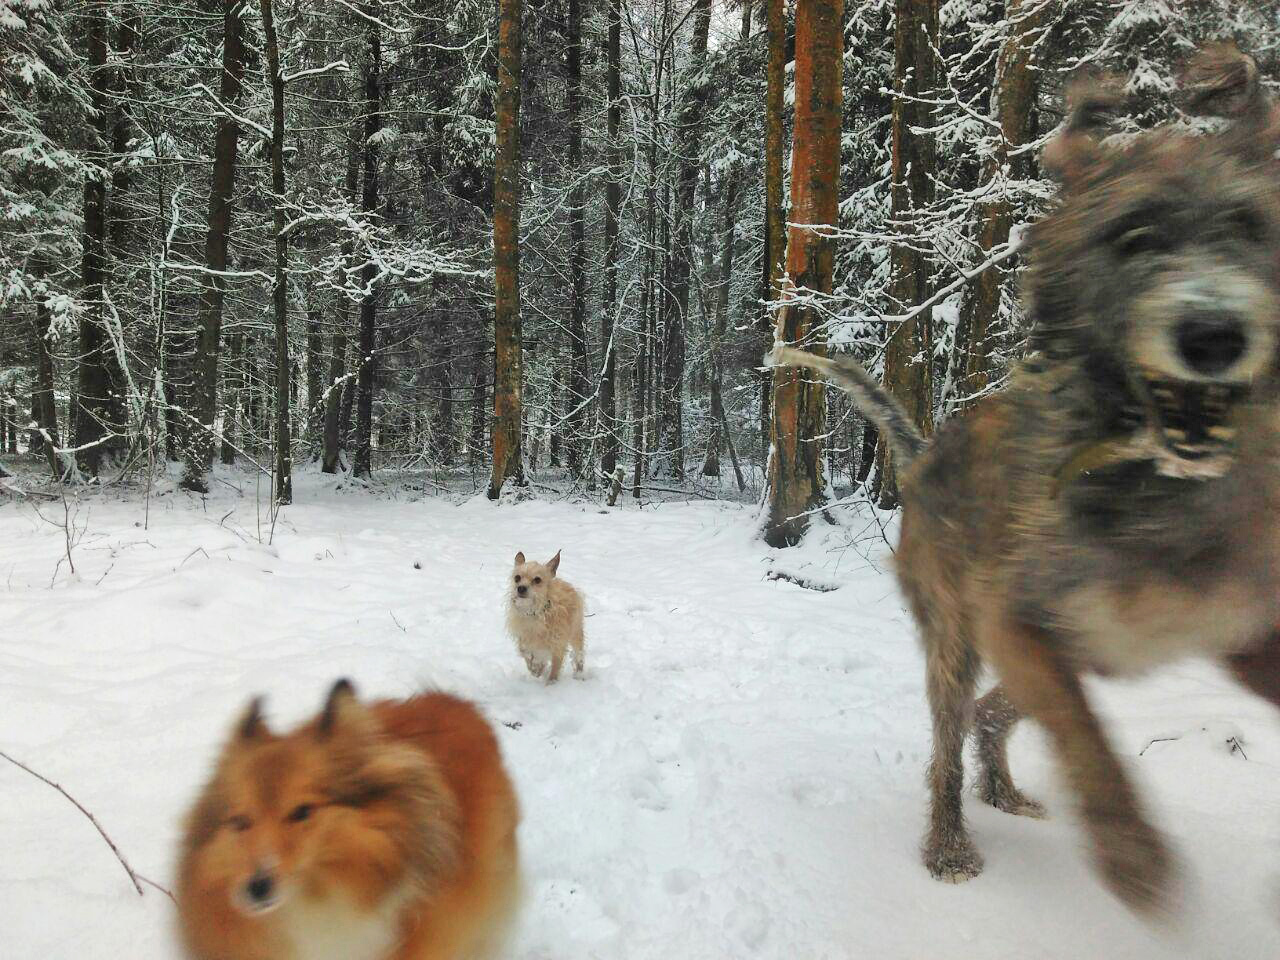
510,550 -> 560,613
1029,81 -> 1280,477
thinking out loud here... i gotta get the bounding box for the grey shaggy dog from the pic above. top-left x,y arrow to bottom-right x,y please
773,44 -> 1280,915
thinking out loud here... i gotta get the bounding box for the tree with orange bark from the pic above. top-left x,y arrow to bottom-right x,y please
763,0 -> 843,547
489,0 -> 525,499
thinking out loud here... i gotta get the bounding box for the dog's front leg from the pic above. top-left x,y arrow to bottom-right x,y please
987,618 -> 1174,915
519,644 -> 544,679
546,651 -> 564,684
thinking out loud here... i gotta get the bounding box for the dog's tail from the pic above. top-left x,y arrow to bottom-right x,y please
768,346 -> 926,469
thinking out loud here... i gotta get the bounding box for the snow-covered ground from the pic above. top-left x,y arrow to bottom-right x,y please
2,468 -> 1278,959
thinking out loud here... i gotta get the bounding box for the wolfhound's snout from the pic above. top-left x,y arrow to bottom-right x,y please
1173,309 -> 1248,377
1136,266 -> 1277,386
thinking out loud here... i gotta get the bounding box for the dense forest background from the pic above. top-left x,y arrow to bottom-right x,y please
2,1 -> 1277,531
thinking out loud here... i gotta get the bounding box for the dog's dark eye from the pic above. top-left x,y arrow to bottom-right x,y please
514,575 -> 521,583
533,577 -> 542,585
1226,207 -> 1266,243
286,804 -> 313,823
227,814 -> 252,832
1113,225 -> 1167,258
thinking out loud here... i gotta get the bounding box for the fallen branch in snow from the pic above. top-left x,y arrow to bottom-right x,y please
765,569 -> 843,593
0,749 -> 173,902
0,478 -> 59,501
1138,736 -> 1180,756
636,484 -> 720,501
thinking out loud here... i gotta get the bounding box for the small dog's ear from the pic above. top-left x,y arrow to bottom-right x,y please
1043,72 -> 1124,190
548,550 -> 561,576
237,696 -> 266,740
1181,42 -> 1280,162
514,551 -> 525,565
318,678 -> 373,739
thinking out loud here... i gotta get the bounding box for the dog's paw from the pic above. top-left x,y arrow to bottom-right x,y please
1090,815 -> 1178,917
922,835 -> 984,884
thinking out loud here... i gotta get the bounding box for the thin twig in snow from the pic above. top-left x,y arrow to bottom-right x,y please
0,749 -> 169,900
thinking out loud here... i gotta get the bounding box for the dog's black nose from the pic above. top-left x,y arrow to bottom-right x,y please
1175,313 -> 1247,376
245,870 -> 275,904
517,585 -> 528,596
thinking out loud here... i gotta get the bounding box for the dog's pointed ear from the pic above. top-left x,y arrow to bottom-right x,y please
237,696 -> 266,741
514,551 -> 525,565
1043,72 -> 1124,190
318,678 -> 374,740
548,550 -> 561,576
1182,42 -> 1280,162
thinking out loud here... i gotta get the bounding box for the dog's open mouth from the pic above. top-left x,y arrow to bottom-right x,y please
1141,373 -> 1248,466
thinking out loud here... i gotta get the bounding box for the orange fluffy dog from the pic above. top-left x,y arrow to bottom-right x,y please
175,680 -> 520,960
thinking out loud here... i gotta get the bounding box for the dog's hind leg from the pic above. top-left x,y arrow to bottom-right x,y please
989,619 -> 1174,914
921,633 -> 984,883
570,625 -> 585,678
974,683 -> 1046,818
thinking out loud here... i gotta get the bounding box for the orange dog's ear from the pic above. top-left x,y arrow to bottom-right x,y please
237,696 -> 266,740
1043,72 -> 1124,191
318,678 -> 371,738
514,551 -> 525,565
547,550 -> 561,576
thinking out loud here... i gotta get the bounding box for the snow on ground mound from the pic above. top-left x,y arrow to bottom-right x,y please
1,473 -> 1277,958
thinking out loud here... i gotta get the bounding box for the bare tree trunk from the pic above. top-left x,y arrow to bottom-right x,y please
489,0 -> 525,498
432,338 -> 454,465
261,0 -> 292,504
469,349 -> 486,468
701,8 -> 752,492
878,0 -> 939,508
353,4 -> 381,480
182,0 -> 246,490
599,0 -> 622,480
320,334 -> 347,474
323,124 -> 361,474
957,0 -> 1048,402
763,0 -> 842,547
761,0 -> 786,472
29,270 -> 62,478
564,0 -> 589,478
305,310 -> 323,454
702,172 -> 746,492
655,0 -> 712,480
220,332 -> 240,464
339,372 -> 356,446
75,7 -> 127,479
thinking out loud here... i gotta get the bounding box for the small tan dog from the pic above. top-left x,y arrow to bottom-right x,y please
505,550 -> 585,683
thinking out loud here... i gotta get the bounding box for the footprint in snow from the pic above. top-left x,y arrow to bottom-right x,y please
787,775 -> 851,808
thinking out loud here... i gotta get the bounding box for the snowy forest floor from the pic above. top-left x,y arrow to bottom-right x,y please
1,461 -> 1278,959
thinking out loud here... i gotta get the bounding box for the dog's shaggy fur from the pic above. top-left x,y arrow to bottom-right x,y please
772,45 -> 1280,914
506,551 -> 585,683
